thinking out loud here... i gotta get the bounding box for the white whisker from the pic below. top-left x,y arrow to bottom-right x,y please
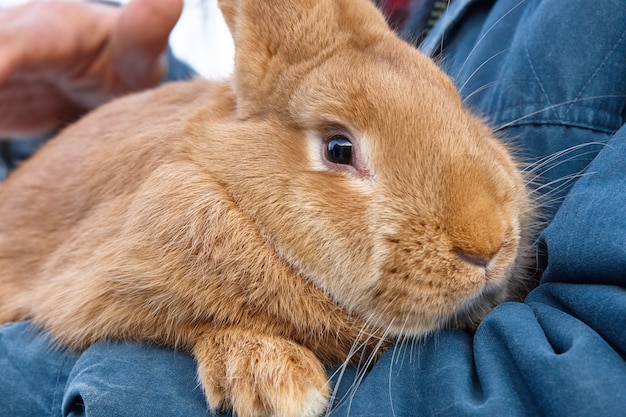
459,48 -> 511,96
455,0 -> 527,79
462,79 -> 511,105
326,292 -> 408,417
495,95 -> 626,131
393,316 -> 411,368
342,323 -> 393,417
437,1 -> 453,64
389,342 -> 398,417
326,308 -> 393,417
523,142 -> 607,177
532,171 -> 595,199
387,317 -> 411,417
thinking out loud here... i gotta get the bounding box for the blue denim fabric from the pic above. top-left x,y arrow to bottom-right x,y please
162,47 -> 198,84
0,322 -> 75,417
62,340 -> 207,417
329,284 -> 626,417
0,138 -> 48,182
2,0 -> 626,416
0,322 -> 208,417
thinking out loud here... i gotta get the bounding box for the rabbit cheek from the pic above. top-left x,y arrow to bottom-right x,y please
362,234 -> 487,336
357,162 -> 525,336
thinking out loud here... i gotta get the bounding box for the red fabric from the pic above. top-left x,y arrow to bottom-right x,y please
377,0 -> 413,29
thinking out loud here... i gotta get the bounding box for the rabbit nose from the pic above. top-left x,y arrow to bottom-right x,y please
453,247 -> 494,269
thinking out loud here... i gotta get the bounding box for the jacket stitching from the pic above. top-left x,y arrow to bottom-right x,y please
563,26 -> 626,119
523,27 -> 561,121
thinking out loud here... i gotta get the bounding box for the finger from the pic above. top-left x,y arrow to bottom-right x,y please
0,79 -> 83,138
0,1 -> 119,84
0,7 -> 31,85
110,0 -> 184,89
0,54 -> 15,86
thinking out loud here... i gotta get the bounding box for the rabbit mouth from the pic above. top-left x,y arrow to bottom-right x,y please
402,282 -> 508,337
361,266 -> 512,339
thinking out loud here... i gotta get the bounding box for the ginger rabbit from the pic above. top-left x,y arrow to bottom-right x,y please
0,0 -> 532,416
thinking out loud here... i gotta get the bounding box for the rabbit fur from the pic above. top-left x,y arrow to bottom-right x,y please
0,0 -> 533,416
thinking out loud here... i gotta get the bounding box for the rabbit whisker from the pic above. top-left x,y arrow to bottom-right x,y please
458,48 -> 511,96
494,95 -> 626,131
454,0 -> 527,79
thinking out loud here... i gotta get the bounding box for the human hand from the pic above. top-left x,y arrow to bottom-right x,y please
0,0 -> 183,138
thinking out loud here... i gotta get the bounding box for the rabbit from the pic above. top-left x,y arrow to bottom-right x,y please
0,0 -> 534,416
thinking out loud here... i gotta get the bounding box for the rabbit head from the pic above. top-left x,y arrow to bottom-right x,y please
212,0 -> 533,337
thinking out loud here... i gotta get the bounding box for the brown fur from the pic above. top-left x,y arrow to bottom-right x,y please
0,1 -> 532,416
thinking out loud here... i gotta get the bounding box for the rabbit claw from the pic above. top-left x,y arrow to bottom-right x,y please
194,329 -> 330,417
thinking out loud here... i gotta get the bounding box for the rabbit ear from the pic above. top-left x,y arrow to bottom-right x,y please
217,0 -> 391,118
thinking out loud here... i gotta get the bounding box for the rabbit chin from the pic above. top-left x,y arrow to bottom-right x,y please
440,280 -> 511,332
394,288 -> 507,339
355,268 -> 513,339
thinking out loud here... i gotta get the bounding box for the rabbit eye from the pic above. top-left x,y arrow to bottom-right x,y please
325,135 -> 353,165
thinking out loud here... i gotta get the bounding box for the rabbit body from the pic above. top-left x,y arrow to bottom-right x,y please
0,1 -> 532,416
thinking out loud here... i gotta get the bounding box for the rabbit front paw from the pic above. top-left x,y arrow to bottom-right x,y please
194,329 -> 330,417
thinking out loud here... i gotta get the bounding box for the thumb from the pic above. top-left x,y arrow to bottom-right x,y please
109,0 -> 183,89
